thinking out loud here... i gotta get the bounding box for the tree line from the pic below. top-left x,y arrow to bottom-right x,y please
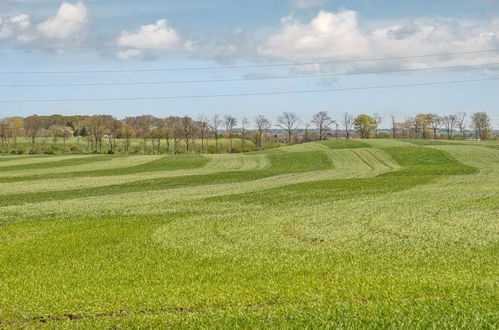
0,113 -> 276,154
0,111 -> 496,154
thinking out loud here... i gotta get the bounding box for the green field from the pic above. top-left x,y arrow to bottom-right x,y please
0,139 -> 498,328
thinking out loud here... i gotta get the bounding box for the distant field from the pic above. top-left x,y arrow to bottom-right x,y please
0,140 -> 498,328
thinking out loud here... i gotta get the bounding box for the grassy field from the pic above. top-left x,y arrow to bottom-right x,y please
0,139 -> 498,328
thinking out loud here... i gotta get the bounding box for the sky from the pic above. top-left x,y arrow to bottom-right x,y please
0,0 -> 499,126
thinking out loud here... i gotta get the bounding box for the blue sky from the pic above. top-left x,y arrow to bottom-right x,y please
1,0 -> 499,126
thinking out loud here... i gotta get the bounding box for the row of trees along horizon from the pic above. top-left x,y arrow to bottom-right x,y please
0,111 -> 496,155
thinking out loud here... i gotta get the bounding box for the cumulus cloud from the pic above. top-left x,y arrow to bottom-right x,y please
0,14 -> 31,40
38,1 -> 88,39
258,10 -> 499,71
259,11 -> 370,59
290,0 -> 327,9
10,14 -> 31,29
0,1 -> 88,45
116,19 -> 194,59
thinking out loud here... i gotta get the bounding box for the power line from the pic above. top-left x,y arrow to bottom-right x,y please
1,62 -> 498,88
1,77 -> 497,103
1,48 -> 499,75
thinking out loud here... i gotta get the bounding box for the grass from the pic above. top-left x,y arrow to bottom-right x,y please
0,139 -> 498,328
320,138 -> 371,149
0,154 -> 208,183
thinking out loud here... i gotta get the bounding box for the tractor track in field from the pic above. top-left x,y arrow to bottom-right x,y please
347,150 -> 375,170
364,149 -> 394,170
280,220 -> 326,245
0,299 -> 357,326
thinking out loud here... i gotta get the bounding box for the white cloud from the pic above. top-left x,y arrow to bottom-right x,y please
259,10 -> 499,70
259,10 -> 370,60
10,14 -> 31,29
38,1 -> 87,39
0,19 -> 14,40
0,14 -> 31,40
116,19 -> 194,59
0,1 -> 87,43
290,0 -> 326,9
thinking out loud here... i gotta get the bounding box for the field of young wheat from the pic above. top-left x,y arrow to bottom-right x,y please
0,139 -> 498,328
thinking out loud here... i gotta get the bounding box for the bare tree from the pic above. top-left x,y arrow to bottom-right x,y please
372,113 -> 383,138
197,114 -> 210,154
211,114 -> 222,153
276,112 -> 300,143
391,115 -> 397,139
456,112 -> 466,140
166,117 -> 182,154
87,115 -> 109,152
124,115 -> 155,153
180,116 -> 197,153
107,119 -> 122,152
442,114 -> 457,139
311,111 -> 334,141
254,114 -> 271,149
342,113 -> 354,139
241,118 -> 249,150
150,118 -> 166,153
139,115 -> 156,152
24,115 -> 43,146
399,117 -> 414,138
303,122 -> 311,142
224,115 -> 238,152
120,124 -> 135,152
428,114 -> 442,140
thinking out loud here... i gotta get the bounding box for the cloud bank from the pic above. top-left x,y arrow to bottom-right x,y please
1,2 -> 498,70
258,10 -> 499,71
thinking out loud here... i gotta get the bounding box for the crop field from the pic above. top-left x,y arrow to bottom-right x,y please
0,139 -> 498,328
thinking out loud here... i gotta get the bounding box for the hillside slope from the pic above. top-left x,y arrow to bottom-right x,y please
0,140 -> 498,328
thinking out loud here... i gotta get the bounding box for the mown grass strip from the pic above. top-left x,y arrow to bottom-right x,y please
0,155 -> 54,162
0,171 -> 278,206
400,139 -> 499,151
0,155 -> 115,172
320,139 -> 371,149
208,146 -> 476,206
0,151 -> 334,207
0,154 -> 209,183
381,146 -> 476,176
266,150 -> 333,172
